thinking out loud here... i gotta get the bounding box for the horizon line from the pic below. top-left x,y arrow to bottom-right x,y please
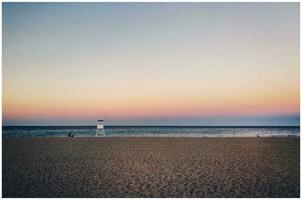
2,125 -> 300,128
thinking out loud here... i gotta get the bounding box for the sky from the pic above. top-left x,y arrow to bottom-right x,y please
3,3 -> 300,126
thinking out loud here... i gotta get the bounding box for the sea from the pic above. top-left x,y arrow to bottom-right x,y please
2,126 -> 300,138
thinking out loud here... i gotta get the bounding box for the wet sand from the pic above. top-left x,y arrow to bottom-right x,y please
2,137 -> 300,197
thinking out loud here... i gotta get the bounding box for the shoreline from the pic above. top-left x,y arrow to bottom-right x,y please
3,135 -> 300,138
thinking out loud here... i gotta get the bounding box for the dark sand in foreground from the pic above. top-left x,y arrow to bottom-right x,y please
3,137 -> 300,197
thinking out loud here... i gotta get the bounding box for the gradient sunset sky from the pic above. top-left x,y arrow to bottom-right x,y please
3,3 -> 300,126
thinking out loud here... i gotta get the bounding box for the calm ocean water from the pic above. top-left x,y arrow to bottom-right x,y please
2,126 -> 300,138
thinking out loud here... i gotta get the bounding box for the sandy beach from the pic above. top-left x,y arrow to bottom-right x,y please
2,137 -> 300,197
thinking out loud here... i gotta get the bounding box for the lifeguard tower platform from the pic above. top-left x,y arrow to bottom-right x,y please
96,120 -> 105,136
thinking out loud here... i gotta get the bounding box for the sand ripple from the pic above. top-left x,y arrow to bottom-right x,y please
3,137 -> 300,197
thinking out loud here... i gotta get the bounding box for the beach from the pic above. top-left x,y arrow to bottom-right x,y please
2,137 -> 300,197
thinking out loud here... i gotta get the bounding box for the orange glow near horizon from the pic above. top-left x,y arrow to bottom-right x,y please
4,83 -> 299,120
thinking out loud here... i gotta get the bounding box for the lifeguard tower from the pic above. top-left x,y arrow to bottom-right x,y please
96,120 -> 105,136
